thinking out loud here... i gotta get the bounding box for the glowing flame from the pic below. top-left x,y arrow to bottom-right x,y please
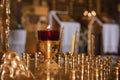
47,25 -> 51,29
91,10 -> 96,16
88,12 -> 92,17
83,10 -> 96,17
83,10 -> 88,16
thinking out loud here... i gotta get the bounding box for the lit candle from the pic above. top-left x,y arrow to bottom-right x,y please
71,35 -> 75,56
59,27 -> 64,53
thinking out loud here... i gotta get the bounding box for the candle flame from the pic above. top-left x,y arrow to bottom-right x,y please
47,25 -> 51,29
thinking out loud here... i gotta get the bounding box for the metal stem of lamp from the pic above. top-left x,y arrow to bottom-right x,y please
87,19 -> 95,57
87,14 -> 103,57
0,0 -> 10,64
1,0 -> 10,52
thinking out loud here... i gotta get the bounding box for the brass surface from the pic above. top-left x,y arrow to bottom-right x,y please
1,53 -> 117,80
37,40 -> 60,72
39,41 -> 59,59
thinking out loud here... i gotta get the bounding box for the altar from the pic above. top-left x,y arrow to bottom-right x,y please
49,11 -> 81,53
0,0 -> 120,80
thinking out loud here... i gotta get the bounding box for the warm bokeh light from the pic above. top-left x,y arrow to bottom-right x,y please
83,10 -> 96,17
83,10 -> 88,16
47,25 -> 51,29
88,12 -> 92,17
17,0 -> 22,2
91,10 -> 96,16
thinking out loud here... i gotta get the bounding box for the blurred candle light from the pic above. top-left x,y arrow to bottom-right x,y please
83,10 -> 89,16
88,12 -> 92,17
91,10 -> 96,16
71,35 -> 75,56
47,25 -> 51,30
83,10 -> 96,17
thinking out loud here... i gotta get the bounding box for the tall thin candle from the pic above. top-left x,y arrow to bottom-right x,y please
59,27 -> 64,53
71,35 -> 75,56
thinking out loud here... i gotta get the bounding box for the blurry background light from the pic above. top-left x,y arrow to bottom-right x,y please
17,0 -> 22,2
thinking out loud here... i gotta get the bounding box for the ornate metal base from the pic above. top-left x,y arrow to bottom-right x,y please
37,59 -> 60,74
